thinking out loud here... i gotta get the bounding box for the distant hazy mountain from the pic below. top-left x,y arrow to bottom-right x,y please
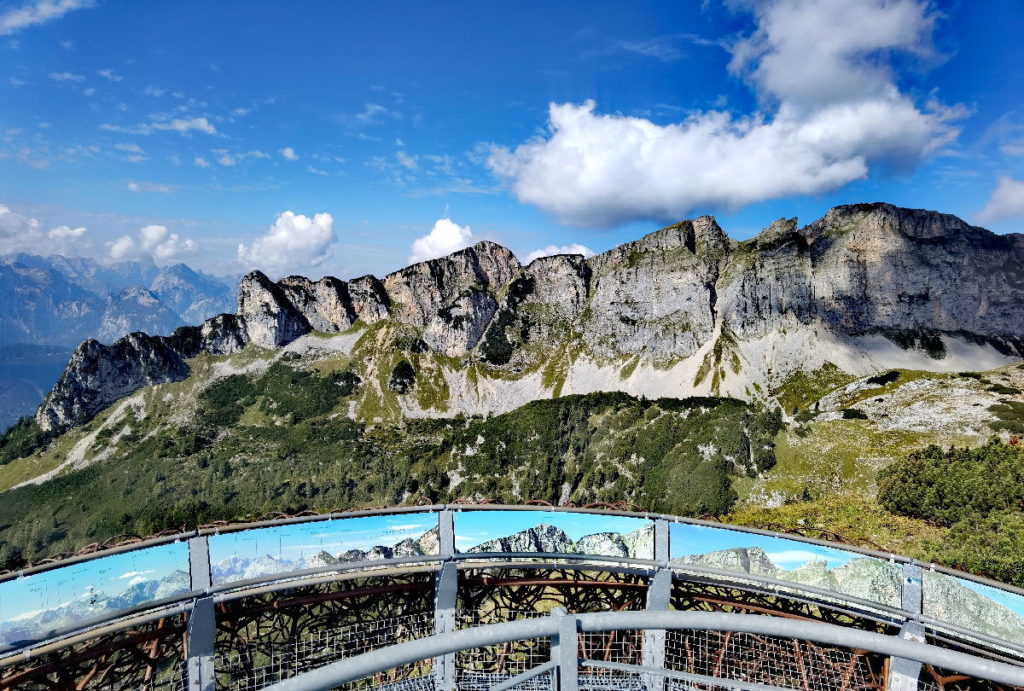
0,253 -> 235,429
0,568 -> 190,649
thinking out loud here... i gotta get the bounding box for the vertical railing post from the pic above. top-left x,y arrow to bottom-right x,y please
643,519 -> 672,691
887,562 -> 925,691
434,510 -> 457,690
186,536 -> 215,691
552,608 -> 579,691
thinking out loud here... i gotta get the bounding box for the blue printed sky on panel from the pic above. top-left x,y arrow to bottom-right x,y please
1,0 -> 1022,278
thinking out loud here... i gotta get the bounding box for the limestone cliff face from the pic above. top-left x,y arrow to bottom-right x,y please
237,271 -> 312,348
383,241 -> 521,356
35,204 -> 1024,432
585,216 -> 729,361
37,333 -> 192,431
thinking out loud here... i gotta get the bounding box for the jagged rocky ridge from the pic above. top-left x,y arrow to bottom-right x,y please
36,203 -> 1024,432
464,523 -> 654,559
211,528 -> 440,584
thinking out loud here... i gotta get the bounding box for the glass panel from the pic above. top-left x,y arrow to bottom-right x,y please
454,510 -> 654,559
922,570 -> 1024,643
669,522 -> 901,608
207,512 -> 439,585
0,541 -> 190,649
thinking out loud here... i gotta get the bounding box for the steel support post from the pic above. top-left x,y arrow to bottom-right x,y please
554,610 -> 579,691
434,511 -> 457,690
186,537 -> 215,691
888,563 -> 925,691
643,567 -> 672,691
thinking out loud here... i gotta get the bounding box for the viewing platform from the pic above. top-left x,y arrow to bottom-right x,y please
2,504 -> 1023,690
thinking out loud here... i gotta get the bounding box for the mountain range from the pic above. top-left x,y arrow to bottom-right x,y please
0,254 -> 235,429
1,201 -> 1023,594
0,569 -> 190,649
30,202 -> 1024,435
677,547 -> 1024,643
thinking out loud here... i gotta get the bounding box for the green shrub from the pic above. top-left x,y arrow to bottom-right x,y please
990,401 -> 1024,435
930,511 -> 1024,586
988,384 -> 1022,395
866,371 -> 899,386
841,408 -> 868,420
0,417 -> 56,465
388,360 -> 416,393
878,439 -> 1024,526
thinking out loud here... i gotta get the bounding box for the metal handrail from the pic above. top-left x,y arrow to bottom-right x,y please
6,504 -> 1024,664
261,611 -> 1024,690
4,503 -> 1024,600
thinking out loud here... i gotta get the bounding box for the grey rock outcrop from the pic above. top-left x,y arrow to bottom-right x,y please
675,547 -> 904,608
237,271 -> 312,348
923,571 -> 1024,642
36,333 -> 192,431
676,546 -> 781,578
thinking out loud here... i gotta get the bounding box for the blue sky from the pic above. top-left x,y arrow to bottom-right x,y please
1,0 -> 1023,279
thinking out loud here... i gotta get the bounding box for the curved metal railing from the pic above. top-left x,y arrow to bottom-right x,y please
3,504 -> 1024,689
263,611 -> 1024,690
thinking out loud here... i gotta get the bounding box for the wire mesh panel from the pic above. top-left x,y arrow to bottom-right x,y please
0,614 -> 187,690
333,662 -> 436,691
215,572 -> 435,690
663,629 -> 885,691
216,611 -> 436,690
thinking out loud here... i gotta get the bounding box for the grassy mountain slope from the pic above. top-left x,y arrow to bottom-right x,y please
0,339 -> 782,566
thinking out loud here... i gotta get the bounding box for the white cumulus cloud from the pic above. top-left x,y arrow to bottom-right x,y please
108,224 -> 198,264
524,243 -> 596,263
0,0 -> 95,36
977,176 -> 1024,225
408,218 -> 474,264
0,204 -> 90,256
280,146 -> 298,161
237,211 -> 335,275
488,0 -> 962,228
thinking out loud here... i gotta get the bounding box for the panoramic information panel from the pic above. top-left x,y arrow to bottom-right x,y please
923,570 -> 1024,643
453,510 -> 655,559
669,522 -> 903,608
207,512 -> 440,585
0,541 -> 191,649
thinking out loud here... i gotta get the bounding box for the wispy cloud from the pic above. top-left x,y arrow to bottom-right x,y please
48,71 -> 85,82
126,181 -> 173,193
0,0 -> 96,36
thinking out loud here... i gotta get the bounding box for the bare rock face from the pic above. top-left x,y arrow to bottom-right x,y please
585,217 -> 729,361
199,314 -> 250,355
37,333 -> 191,431
347,275 -> 391,323
277,275 -> 356,332
801,203 -> 1024,338
383,241 -> 521,356
237,271 -> 312,348
467,523 -> 573,554
477,254 -> 591,368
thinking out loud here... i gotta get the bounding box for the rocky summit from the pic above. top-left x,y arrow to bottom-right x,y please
34,203 -> 1024,433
